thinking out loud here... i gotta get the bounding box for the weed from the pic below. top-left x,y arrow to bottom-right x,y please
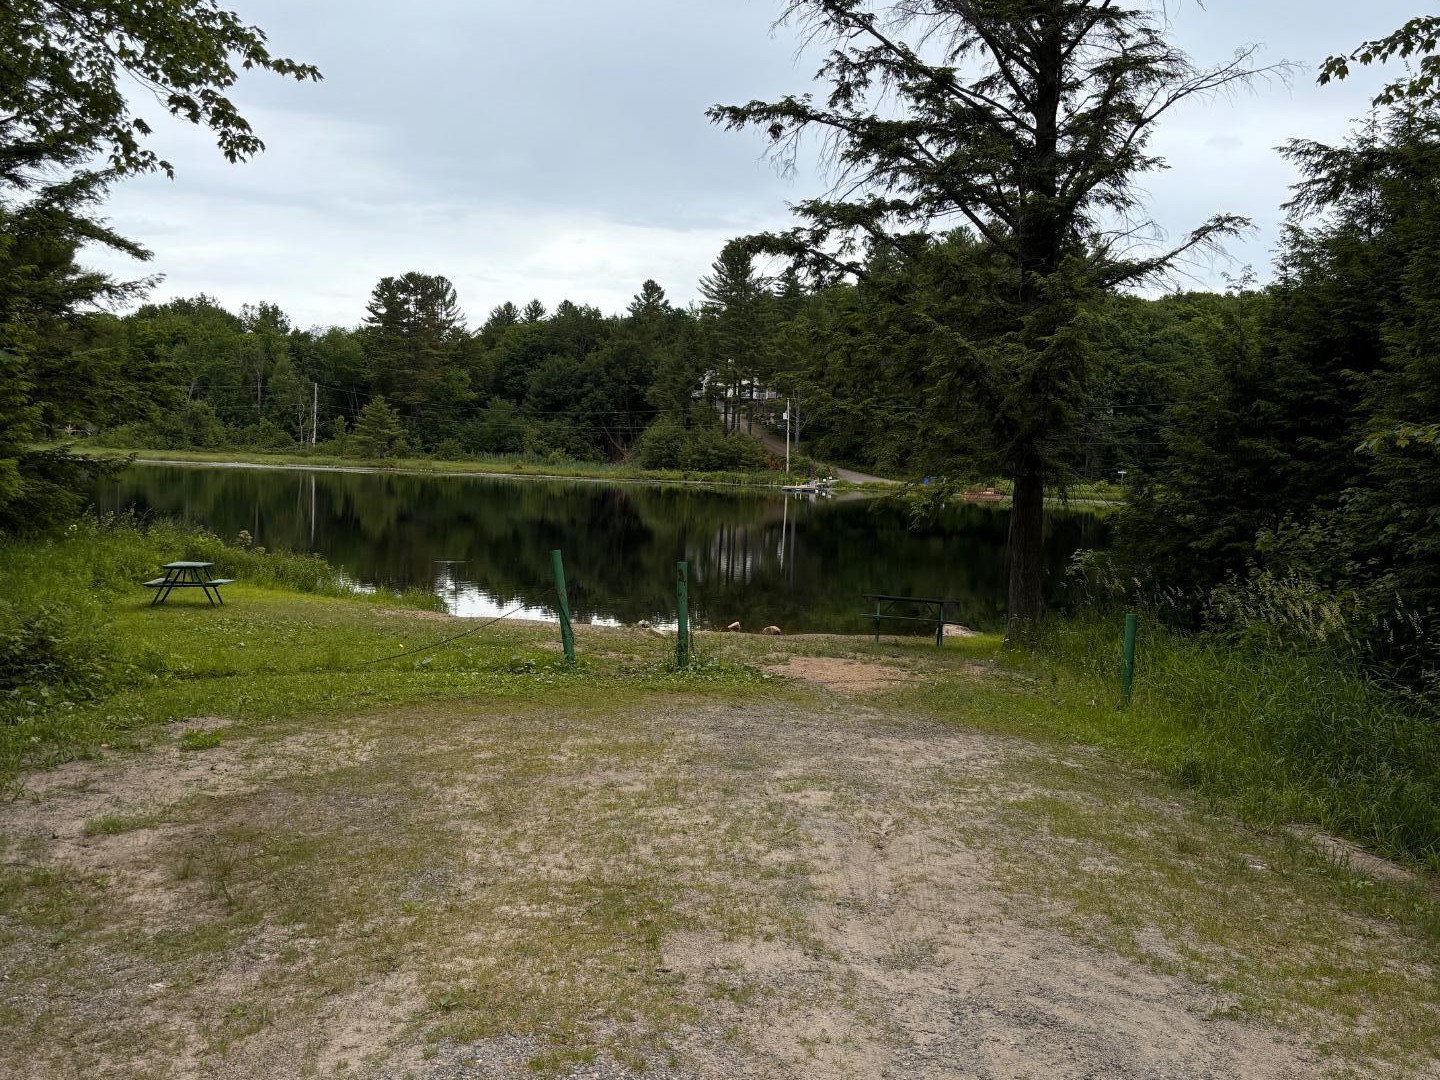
180,729 -> 224,752
82,811 -> 164,837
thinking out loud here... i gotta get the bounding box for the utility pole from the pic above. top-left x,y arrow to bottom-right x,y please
784,398 -> 791,474
311,381 -> 319,447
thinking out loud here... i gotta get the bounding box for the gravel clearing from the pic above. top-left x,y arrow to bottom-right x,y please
1,684 -> 1430,1079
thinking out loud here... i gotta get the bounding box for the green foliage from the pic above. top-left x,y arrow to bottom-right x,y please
362,273 -> 469,423
180,728 -> 224,752
632,418 -> 771,472
710,0 -> 1261,628
0,1 -> 318,535
350,397 -> 409,459
0,0 -> 320,179
1321,16 -> 1440,107
1008,614 -> 1440,868
699,241 -> 774,430
0,448 -> 126,535
1118,109 -> 1440,691
0,600 -> 113,697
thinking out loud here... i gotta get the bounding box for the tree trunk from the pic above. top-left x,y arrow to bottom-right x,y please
1006,464 -> 1046,646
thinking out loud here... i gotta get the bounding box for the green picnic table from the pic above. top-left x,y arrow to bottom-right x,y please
863,593 -> 961,648
143,562 -> 235,607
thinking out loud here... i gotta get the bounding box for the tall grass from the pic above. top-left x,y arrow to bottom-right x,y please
1031,614 -> 1440,870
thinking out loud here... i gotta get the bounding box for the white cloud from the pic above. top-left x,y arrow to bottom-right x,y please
82,0 -> 1422,323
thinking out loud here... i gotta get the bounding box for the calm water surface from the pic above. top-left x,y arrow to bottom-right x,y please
95,464 -> 1109,634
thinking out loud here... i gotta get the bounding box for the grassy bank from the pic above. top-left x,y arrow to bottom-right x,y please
0,518 -> 765,785
73,445 -> 896,491
5,524 -> 1434,868
0,517 -> 445,778
909,615 -> 1440,871
0,559 -> 1436,1074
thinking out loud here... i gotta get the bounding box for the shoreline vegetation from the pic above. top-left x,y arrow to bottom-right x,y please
71,445 -> 1129,504
76,444 -> 881,492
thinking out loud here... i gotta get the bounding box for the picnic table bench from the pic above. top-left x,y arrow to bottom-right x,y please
863,593 -> 962,648
144,562 -> 235,607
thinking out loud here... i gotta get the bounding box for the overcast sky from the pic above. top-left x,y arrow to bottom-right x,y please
85,0 -> 1421,329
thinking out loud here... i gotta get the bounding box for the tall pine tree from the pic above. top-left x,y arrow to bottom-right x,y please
711,0 -> 1264,639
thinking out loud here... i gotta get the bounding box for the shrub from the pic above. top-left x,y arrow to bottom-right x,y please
633,419 -> 769,472
461,403 -> 530,455
235,420 -> 296,451
0,600 -> 113,697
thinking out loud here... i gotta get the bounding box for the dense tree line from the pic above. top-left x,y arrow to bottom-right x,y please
14,227 -> 1236,492
1116,110 -> 1440,691
57,259 -> 779,472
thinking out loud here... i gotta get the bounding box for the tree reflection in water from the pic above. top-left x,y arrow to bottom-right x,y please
95,465 -> 1109,634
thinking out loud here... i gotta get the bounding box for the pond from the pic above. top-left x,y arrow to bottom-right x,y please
94,464 -> 1109,635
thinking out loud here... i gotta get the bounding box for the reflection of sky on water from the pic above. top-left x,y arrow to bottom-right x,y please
435,562 -> 627,626
95,465 -> 1110,634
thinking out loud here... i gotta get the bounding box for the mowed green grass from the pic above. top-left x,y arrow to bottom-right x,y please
1,582 -> 764,785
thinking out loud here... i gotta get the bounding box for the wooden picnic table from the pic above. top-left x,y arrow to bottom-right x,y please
144,562 -> 235,607
863,593 -> 962,648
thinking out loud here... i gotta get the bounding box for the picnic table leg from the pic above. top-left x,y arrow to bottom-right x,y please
936,604 -> 944,648
874,599 -> 882,643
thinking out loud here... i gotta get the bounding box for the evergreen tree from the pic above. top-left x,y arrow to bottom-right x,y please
628,280 -> 672,321
362,273 -> 468,421
698,241 -> 772,432
350,396 -> 409,459
711,0 -> 1263,639
1120,107 -> 1440,686
480,302 -> 521,347
0,178 -> 142,530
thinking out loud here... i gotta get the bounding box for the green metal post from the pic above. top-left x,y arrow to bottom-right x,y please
551,549 -> 575,664
1120,613 -> 1138,708
675,561 -> 690,669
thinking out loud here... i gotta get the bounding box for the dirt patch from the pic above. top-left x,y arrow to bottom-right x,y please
1292,827 -> 1430,890
1,695 -> 1431,1079
765,656 -> 915,694
656,704 -> 1320,1080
